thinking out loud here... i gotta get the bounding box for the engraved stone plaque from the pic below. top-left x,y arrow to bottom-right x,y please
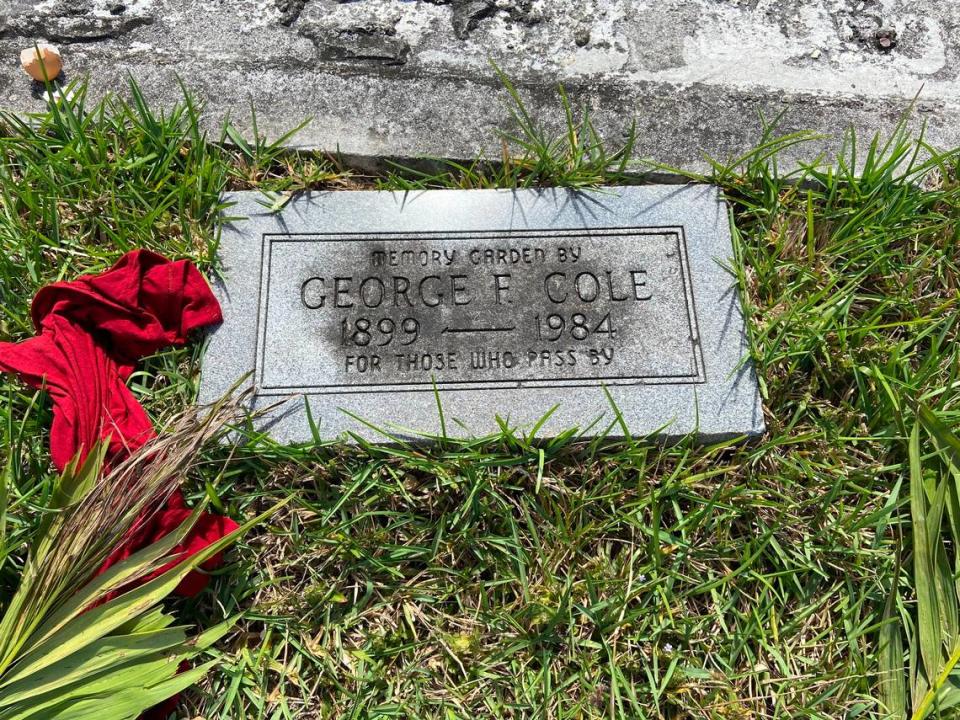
200,186 -> 763,442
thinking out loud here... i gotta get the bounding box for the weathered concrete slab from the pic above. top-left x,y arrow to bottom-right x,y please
2,1 -> 957,172
198,185 -> 764,442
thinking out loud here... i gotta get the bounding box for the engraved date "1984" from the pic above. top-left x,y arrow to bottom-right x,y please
534,312 -> 616,342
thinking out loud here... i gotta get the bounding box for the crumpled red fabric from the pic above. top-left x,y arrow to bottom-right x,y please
0,249 -> 238,596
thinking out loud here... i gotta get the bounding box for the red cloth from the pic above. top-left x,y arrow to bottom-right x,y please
0,249 -> 238,595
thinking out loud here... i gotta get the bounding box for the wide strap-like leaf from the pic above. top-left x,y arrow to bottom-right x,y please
1,655 -> 182,720
0,624 -> 187,707
19,503 -> 205,652
919,405 -> 960,470
0,656 -> 218,720
111,606 -> 176,636
0,501 -> 280,688
45,660 -> 218,720
33,443 -> 108,565
878,565 -> 906,719
0,444 -> 108,672
911,422 -> 943,687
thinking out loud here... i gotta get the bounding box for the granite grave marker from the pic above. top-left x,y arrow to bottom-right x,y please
199,186 -> 764,441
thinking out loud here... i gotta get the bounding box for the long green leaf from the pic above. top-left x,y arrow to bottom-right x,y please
910,422 -> 943,687
0,607 -> 233,719
913,644 -> 960,720
0,624 -> 187,707
1,654 -> 183,720
1,654 -> 217,720
112,606 -> 176,637
189,616 -> 237,652
924,475 -> 957,652
879,558 -> 906,719
0,444 -> 108,672
32,444 -> 108,566
0,448 -> 10,568
47,443 -> 108,515
948,468 -> 960,596
931,670 -> 960,713
21,503 -> 205,651
0,500 -> 282,687
919,405 -> 960,470
45,659 -> 218,720
936,541 -> 959,653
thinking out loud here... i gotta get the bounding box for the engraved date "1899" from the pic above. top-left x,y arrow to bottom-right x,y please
341,317 -> 420,347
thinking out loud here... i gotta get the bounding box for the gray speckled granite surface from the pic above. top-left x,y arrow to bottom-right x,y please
199,186 -> 764,442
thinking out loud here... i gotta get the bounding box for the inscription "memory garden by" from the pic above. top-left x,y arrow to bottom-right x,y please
255,228 -> 704,394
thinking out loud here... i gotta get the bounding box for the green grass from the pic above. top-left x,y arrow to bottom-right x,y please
1,76 -> 959,719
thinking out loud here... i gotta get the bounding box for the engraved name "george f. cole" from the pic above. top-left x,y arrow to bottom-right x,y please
200,186 -> 763,442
